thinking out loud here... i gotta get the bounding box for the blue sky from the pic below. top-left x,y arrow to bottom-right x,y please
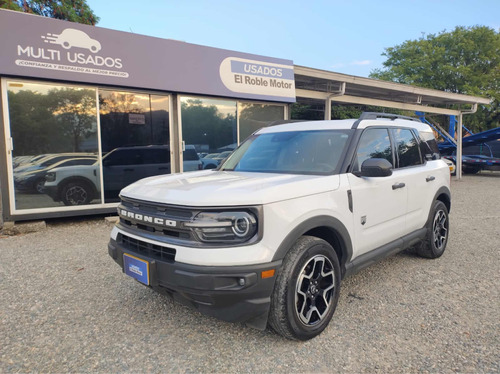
86,0 -> 499,77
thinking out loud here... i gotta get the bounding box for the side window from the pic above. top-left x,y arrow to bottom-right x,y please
143,149 -> 170,164
392,128 -> 423,168
104,149 -> 142,166
419,131 -> 440,159
183,148 -> 200,161
352,128 -> 393,172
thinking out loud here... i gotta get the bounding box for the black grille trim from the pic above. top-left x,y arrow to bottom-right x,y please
118,233 -> 176,262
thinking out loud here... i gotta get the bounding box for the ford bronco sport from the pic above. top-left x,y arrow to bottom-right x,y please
108,112 -> 451,340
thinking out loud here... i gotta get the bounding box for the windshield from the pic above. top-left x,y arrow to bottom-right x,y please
220,130 -> 352,175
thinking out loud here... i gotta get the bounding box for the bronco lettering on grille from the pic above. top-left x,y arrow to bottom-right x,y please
120,209 -> 177,227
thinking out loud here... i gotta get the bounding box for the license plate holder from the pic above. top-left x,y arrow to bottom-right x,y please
123,253 -> 150,285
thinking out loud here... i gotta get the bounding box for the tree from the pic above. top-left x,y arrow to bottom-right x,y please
0,0 -> 99,25
370,26 -> 500,132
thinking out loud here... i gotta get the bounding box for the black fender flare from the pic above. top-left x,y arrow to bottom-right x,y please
272,215 -> 353,276
433,186 -> 451,214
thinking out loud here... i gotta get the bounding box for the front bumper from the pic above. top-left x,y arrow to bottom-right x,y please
108,237 -> 281,330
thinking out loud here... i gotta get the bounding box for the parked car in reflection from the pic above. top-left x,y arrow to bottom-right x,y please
14,157 -> 98,194
44,145 -> 202,205
201,150 -> 233,169
14,153 -> 96,173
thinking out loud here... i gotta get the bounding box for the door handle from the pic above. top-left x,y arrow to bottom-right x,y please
392,182 -> 406,190
426,176 -> 436,182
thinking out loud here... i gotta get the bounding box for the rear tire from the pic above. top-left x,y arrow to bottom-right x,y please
415,200 -> 449,259
61,181 -> 93,206
269,236 -> 341,340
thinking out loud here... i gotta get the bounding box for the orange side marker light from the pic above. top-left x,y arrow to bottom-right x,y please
261,269 -> 275,279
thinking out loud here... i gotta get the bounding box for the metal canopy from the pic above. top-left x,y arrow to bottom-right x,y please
293,65 -> 492,179
294,65 -> 490,111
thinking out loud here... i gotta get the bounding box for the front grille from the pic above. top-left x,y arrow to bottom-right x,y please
119,233 -> 176,262
118,197 -> 196,242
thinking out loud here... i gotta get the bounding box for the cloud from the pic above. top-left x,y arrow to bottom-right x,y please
331,62 -> 346,69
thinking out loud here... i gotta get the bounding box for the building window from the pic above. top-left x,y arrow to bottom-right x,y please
238,103 -> 285,142
99,89 -> 170,202
7,80 -> 101,210
180,97 -> 237,169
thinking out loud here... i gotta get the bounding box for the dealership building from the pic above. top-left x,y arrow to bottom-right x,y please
0,9 -> 489,224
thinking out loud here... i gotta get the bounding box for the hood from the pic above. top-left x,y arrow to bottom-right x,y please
120,170 -> 340,206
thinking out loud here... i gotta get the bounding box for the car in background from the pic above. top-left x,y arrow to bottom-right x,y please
443,154 -> 500,174
14,157 -> 98,193
44,145 -> 202,205
443,158 -> 456,175
200,150 -> 233,169
14,153 -> 96,173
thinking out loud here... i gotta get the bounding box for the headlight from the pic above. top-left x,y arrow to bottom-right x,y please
184,211 -> 258,243
45,172 -> 56,182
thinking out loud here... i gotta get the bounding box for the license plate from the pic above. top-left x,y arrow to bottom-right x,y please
123,253 -> 150,285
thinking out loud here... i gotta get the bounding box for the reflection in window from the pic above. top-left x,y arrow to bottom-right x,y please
7,81 -> 101,210
353,128 -> 393,172
392,129 -> 422,168
238,103 -> 285,142
223,130 -> 351,175
99,90 -> 170,202
180,97 -> 236,170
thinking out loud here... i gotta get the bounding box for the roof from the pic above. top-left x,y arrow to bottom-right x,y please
294,65 -> 491,116
257,117 -> 433,133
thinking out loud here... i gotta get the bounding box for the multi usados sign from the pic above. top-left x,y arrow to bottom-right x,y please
16,28 -> 129,78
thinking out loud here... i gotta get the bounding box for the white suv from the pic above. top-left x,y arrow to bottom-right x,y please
108,113 -> 451,340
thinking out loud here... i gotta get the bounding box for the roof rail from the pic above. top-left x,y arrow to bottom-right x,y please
352,112 -> 420,129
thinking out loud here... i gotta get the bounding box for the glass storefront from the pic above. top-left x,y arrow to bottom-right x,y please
239,103 -> 286,142
180,97 -> 285,170
3,79 -> 286,217
180,97 -> 237,170
99,90 -> 170,202
7,81 -> 101,210
5,81 -> 171,211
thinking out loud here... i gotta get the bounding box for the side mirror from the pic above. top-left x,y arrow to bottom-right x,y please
359,158 -> 393,177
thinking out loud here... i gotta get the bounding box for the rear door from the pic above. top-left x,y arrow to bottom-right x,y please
391,128 -> 436,232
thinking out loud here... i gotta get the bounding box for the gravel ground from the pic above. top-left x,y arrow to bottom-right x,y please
1,174 -> 499,373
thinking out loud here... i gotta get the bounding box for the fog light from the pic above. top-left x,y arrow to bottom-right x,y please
238,278 -> 246,286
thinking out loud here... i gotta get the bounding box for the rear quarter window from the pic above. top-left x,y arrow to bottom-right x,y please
419,131 -> 440,157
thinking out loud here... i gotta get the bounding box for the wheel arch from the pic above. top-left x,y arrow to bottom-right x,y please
434,186 -> 451,214
272,216 -> 353,279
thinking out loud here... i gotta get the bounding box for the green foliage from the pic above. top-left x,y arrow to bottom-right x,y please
181,100 -> 236,152
290,103 -> 325,120
1,0 -> 99,25
370,26 -> 500,132
8,87 -> 97,154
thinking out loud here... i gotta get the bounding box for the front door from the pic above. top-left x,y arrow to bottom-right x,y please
347,128 -> 407,258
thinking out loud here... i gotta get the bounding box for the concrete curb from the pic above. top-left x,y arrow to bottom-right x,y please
0,220 -> 47,236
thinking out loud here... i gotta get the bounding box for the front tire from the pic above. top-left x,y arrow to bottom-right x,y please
415,200 -> 449,259
34,178 -> 46,194
269,236 -> 341,340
